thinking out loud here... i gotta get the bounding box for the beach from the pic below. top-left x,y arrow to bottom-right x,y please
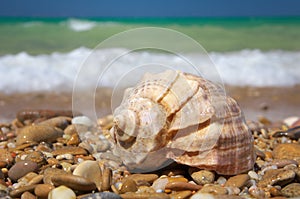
0,17 -> 300,198
0,85 -> 299,123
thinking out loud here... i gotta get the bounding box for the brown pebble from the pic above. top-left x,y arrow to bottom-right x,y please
43,168 -> 68,184
64,124 -> 78,135
120,192 -> 170,199
259,169 -> 296,187
190,170 -> 215,185
16,125 -> 63,145
265,151 -> 273,160
8,160 -> 38,182
51,174 -> 96,191
170,190 -> 192,199
281,183 -> 300,197
34,184 -> 55,198
225,174 -> 250,189
255,147 -> 266,159
0,149 -> 13,166
51,146 -> 88,156
165,181 -> 202,191
269,186 -> 283,197
17,109 -> 75,123
127,174 -> 158,184
0,161 -> 7,168
28,174 -> 44,185
270,159 -> 298,168
9,184 -> 37,198
199,184 -> 228,195
119,178 -> 138,193
102,167 -> 112,191
67,133 -> 81,145
21,191 -> 36,199
273,143 -> 300,162
37,116 -> 71,130
24,151 -> 46,165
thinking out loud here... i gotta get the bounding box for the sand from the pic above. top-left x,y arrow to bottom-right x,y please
0,85 -> 299,123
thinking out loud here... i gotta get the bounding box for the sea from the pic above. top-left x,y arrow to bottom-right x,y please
0,17 -> 300,94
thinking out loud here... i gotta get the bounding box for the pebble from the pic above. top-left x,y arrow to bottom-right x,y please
0,149 -> 13,166
190,169 -> 215,185
152,176 -> 169,191
248,171 -> 259,180
48,185 -> 76,199
119,178 -> 138,193
43,168 -> 69,184
21,191 -> 36,199
120,192 -> 170,199
169,190 -> 192,199
51,173 -> 97,191
17,109 -> 75,123
72,116 -> 94,127
281,183 -> 300,197
64,124 -> 78,135
78,192 -> 122,199
37,116 -> 71,130
73,160 -> 102,191
259,169 -> 295,187
291,118 -> 300,128
272,126 -> 300,140
216,176 -> 227,186
16,125 -> 63,145
34,183 -> 55,198
51,146 -> 88,156
127,174 -> 158,184
199,184 -> 228,195
9,184 -> 37,198
101,167 -> 112,191
8,160 -> 38,182
165,181 -> 202,191
283,116 -> 299,127
268,159 -> 298,168
273,143 -> 300,162
24,151 -> 46,165
225,174 -> 250,189
66,133 -> 81,145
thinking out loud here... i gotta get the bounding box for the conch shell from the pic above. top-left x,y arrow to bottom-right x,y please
110,70 -> 255,175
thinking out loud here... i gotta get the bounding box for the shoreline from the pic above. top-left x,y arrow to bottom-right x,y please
0,85 -> 299,123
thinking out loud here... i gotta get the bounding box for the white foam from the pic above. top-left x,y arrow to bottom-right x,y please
0,48 -> 299,94
65,19 -> 97,32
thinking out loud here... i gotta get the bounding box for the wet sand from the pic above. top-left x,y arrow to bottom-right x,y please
0,85 -> 299,123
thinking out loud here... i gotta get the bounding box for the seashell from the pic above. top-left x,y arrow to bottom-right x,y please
110,70 -> 255,175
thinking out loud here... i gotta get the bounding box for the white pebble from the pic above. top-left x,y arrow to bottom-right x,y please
248,171 -> 259,180
216,176 -> 227,185
191,193 -> 216,199
48,185 -> 76,199
72,116 -> 94,127
7,142 -> 15,148
261,165 -> 277,175
56,154 -> 73,160
151,176 -> 169,191
226,186 -> 240,195
283,116 -> 299,127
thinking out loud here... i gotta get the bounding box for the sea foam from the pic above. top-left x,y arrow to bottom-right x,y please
0,48 -> 299,94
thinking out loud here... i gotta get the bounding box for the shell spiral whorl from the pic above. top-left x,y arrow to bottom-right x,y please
110,70 -> 255,175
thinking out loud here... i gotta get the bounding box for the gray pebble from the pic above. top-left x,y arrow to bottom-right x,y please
79,192 -> 122,199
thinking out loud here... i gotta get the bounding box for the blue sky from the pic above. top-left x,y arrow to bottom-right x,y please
0,0 -> 300,17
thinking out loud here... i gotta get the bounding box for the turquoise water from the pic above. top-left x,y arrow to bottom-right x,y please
0,17 -> 299,55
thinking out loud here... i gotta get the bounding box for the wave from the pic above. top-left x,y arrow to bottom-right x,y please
0,48 -> 299,94
65,19 -> 98,32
